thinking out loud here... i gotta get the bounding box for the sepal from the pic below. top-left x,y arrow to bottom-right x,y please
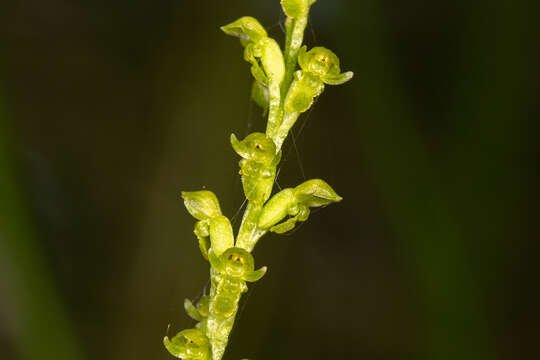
244,40 -> 285,85
209,215 -> 235,257
223,18 -> 285,86
231,133 -> 277,165
262,39 -> 285,84
297,46 -> 340,77
184,299 -> 202,321
244,45 -> 268,84
258,188 -> 295,230
220,247 -> 255,278
294,179 -> 342,207
216,247 -> 266,282
281,0 -> 317,19
184,296 -> 209,323
194,221 -> 210,260
220,16 -> 267,43
284,71 -> 324,113
181,190 -> 222,221
244,266 -> 267,282
322,71 -> 354,85
270,217 -> 298,234
298,46 -> 352,85
196,296 -> 210,318
163,329 -> 211,360
208,249 -> 225,273
232,133 -> 280,203
263,180 -> 341,234
269,204 -> 310,234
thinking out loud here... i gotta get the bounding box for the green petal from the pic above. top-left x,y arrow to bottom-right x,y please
244,266 -> 267,282
258,188 -> 295,229
322,71 -> 354,85
220,16 -> 267,43
298,46 -> 341,77
209,215 -> 235,257
281,0 -> 310,19
184,298 -> 202,321
294,179 -> 343,207
181,190 -> 222,221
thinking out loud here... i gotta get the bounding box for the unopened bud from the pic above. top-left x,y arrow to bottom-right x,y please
294,179 -> 343,207
258,189 -> 295,229
281,0 -> 316,19
181,190 -> 222,221
220,16 -> 267,43
163,329 -> 210,360
209,215 -> 235,256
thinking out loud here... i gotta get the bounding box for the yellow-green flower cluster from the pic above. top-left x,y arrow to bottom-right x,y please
165,1 -> 352,360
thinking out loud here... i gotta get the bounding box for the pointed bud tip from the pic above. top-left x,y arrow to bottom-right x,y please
230,133 -> 241,151
220,16 -> 267,42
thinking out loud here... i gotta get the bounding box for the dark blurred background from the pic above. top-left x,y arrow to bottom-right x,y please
1,1 -> 538,359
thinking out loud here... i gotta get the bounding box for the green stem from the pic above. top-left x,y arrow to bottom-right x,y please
237,16 -> 310,253
281,16 -> 308,98
265,79 -> 282,139
273,110 -> 300,151
236,202 -> 267,252
206,269 -> 236,360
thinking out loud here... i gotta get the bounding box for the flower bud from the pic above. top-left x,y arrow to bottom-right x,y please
197,296 -> 210,318
163,329 -> 210,360
230,133 -> 277,164
220,16 -> 267,43
181,190 -> 222,221
269,217 -> 299,234
194,220 -> 209,238
258,188 -> 295,229
209,215 -> 235,257
194,220 -> 210,259
298,46 -> 354,85
298,46 -> 341,78
284,71 -> 324,113
184,298 -> 202,321
258,38 -> 285,84
294,179 -> 343,207
221,247 -> 255,274
244,45 -> 268,84
281,0 -> 316,19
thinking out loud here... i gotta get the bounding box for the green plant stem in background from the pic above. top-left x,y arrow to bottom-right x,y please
281,17 -> 308,96
0,92 -> 83,360
164,1 -> 352,359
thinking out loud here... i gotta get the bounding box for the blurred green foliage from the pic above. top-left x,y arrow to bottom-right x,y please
0,93 -> 82,360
